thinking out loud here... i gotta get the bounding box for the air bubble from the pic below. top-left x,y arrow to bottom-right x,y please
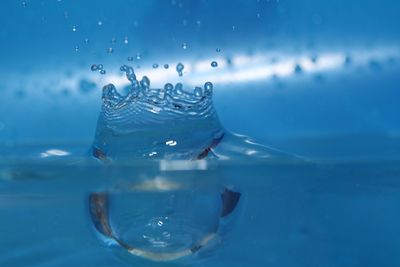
72,25 -> 77,32
127,56 -> 134,61
124,37 -> 129,44
100,70 -> 106,75
97,20 -> 103,26
153,63 -> 159,69
84,38 -> 90,44
107,47 -> 114,54
211,61 -> 218,68
111,37 -> 117,44
136,53 -> 142,60
216,48 -> 221,53
164,64 -> 169,69
182,42 -> 188,50
74,46 -> 79,52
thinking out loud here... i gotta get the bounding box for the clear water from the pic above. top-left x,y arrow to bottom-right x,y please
2,157 -> 400,267
2,0 -> 400,266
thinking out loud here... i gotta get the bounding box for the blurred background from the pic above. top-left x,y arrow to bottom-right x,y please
1,0 -> 400,160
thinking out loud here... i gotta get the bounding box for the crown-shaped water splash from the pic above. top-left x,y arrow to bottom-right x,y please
91,65 -> 225,160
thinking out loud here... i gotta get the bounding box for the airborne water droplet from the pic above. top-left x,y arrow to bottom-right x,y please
176,62 -> 184,77
91,64 -> 98,71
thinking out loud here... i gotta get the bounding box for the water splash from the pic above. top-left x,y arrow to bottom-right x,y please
91,65 -> 292,161
89,64 -> 296,263
91,64 -> 223,160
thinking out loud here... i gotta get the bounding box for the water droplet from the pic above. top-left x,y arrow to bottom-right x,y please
174,83 -> 183,94
204,82 -> 213,97
72,25 -> 77,32
194,87 -> 203,97
97,20 -> 103,26
164,83 -> 173,92
345,55 -> 352,65
152,63 -> 159,69
182,42 -> 188,50
107,47 -> 114,54
91,64 -> 98,71
141,76 -> 150,89
176,62 -> 184,77
211,61 -> 218,68
294,64 -> 302,74
127,56 -> 134,61
100,70 -> 106,75
216,48 -> 221,53
163,64 -> 169,69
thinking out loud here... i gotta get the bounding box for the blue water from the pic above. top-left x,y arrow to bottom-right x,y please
1,0 -> 400,266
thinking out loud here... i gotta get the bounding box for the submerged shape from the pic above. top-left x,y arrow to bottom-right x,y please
91,65 -> 289,161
